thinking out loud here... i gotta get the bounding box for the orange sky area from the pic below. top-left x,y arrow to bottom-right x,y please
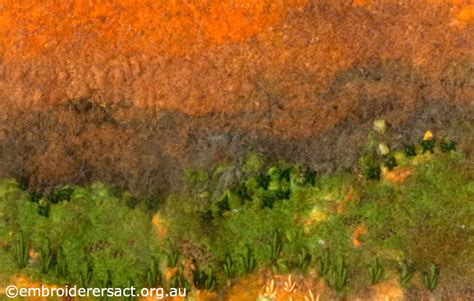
0,0 -> 472,121
0,0 -> 308,59
0,0 -> 471,59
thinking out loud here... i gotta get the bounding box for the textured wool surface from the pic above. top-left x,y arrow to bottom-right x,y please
0,0 -> 472,193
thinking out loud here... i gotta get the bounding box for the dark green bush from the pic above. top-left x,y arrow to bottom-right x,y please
48,186 -> 74,204
261,194 -> 277,209
29,191 -> 43,203
359,155 -> 381,180
421,139 -> 435,153
440,140 -> 456,152
256,174 -> 270,190
216,195 -> 231,216
303,169 -> 317,186
37,198 -> 50,217
404,144 -> 417,157
365,165 -> 381,180
200,209 -> 214,222
234,182 -> 251,202
383,157 -> 397,171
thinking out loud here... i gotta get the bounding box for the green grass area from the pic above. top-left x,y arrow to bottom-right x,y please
0,182 -> 159,289
0,129 -> 473,298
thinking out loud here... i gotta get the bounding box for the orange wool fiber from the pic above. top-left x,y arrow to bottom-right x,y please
0,0 -> 471,125
352,225 -> 367,248
458,5 -> 474,22
0,0 -> 307,60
